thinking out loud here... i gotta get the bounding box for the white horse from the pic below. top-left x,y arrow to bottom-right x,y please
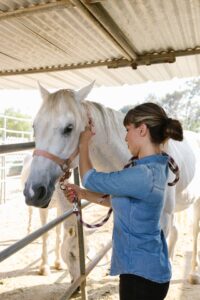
23,82 -> 200,284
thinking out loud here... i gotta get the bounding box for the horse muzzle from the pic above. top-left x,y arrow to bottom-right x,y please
23,183 -> 54,208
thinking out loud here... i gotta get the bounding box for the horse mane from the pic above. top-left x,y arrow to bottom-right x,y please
82,100 -> 126,144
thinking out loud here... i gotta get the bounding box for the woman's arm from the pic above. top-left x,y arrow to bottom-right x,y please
65,183 -> 111,208
79,126 -> 95,180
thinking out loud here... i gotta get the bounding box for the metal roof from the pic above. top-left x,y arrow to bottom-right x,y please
0,0 -> 200,89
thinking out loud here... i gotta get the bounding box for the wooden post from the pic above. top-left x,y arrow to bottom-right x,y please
73,167 -> 88,300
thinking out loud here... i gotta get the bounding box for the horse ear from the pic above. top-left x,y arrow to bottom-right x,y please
38,82 -> 49,101
74,81 -> 95,102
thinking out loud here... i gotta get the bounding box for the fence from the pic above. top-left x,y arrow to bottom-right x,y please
0,114 -> 33,204
0,142 -> 112,299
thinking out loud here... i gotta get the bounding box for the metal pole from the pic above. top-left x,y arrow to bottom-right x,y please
2,116 -> 6,203
2,155 -> 5,203
0,156 -> 3,204
60,240 -> 112,300
73,167 -> 88,300
0,142 -> 35,154
0,201 -> 89,262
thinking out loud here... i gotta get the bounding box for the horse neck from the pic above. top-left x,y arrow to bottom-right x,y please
81,101 -> 130,171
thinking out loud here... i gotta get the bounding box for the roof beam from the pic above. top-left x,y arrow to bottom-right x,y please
1,47 -> 200,77
72,0 -> 138,60
109,47 -> 200,69
0,59 -> 125,77
0,0 -> 73,20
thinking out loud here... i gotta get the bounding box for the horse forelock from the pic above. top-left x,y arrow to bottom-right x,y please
37,89 -> 82,120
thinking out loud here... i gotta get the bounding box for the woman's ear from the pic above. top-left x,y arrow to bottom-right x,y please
139,123 -> 148,136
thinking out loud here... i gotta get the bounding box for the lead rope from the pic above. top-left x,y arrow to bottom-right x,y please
59,169 -> 113,229
73,195 -> 113,229
161,152 -> 180,186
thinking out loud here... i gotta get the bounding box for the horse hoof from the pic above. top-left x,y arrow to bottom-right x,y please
72,286 -> 80,295
38,265 -> 51,276
54,261 -> 63,270
188,273 -> 200,284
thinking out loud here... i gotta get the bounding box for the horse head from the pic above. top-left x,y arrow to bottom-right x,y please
23,82 -> 94,208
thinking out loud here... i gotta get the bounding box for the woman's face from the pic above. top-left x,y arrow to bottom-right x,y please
125,124 -> 141,157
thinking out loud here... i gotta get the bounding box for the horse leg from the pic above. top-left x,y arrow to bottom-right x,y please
54,206 -> 63,270
27,206 -> 33,234
160,211 -> 178,260
188,200 -> 200,284
167,214 -> 178,260
56,186 -> 83,282
38,208 -> 51,275
61,218 -> 80,283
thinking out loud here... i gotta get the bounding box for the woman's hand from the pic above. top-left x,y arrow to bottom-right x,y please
63,183 -> 85,203
79,125 -> 95,147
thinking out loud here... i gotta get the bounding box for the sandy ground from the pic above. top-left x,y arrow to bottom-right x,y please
0,182 -> 200,300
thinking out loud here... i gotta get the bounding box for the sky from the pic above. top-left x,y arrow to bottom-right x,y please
0,76 -> 193,118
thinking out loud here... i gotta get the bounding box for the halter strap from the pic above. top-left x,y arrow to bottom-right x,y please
33,148 -> 79,173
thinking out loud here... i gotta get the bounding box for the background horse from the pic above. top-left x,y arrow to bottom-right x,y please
23,82 -> 200,284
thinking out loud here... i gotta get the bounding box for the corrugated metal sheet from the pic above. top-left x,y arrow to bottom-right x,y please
102,0 -> 200,53
0,0 -> 200,89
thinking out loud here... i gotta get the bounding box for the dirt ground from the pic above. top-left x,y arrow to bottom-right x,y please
0,184 -> 200,300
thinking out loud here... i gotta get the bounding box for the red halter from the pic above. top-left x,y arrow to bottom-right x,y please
33,148 -> 79,174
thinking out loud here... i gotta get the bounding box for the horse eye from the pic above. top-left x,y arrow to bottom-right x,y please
63,124 -> 73,135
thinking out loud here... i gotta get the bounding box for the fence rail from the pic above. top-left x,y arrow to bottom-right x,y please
0,141 -> 35,154
0,114 -> 33,204
0,201 -> 89,263
0,141 -> 112,300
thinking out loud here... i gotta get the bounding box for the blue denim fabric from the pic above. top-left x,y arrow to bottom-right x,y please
82,154 -> 172,283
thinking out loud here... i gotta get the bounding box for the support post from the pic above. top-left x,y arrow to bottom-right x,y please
73,167 -> 88,300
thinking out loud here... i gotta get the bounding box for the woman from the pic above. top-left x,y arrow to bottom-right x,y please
65,102 -> 183,300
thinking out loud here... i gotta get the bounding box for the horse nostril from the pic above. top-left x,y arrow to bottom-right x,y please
36,186 -> 47,200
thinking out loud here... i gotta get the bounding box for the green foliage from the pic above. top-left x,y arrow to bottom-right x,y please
120,78 -> 200,132
158,81 -> 200,132
0,108 -> 32,138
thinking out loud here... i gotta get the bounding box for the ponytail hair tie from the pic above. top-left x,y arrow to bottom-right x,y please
165,117 -> 173,126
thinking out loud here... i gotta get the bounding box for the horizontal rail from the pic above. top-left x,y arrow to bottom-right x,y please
0,114 -> 32,122
0,142 -> 35,154
0,200 -> 89,263
0,128 -> 32,135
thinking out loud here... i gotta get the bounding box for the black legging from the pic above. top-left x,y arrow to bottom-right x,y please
119,274 -> 170,300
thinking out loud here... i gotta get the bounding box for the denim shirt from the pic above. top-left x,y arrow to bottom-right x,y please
82,154 -> 171,283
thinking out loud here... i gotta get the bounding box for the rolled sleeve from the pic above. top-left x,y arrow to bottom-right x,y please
82,165 -> 153,200
82,169 -> 96,187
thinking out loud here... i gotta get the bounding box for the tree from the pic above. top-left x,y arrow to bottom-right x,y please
158,86 -> 200,132
0,108 -> 32,139
120,105 -> 134,114
120,78 -> 200,132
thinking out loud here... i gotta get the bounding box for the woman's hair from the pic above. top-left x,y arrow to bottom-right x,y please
123,102 -> 183,144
